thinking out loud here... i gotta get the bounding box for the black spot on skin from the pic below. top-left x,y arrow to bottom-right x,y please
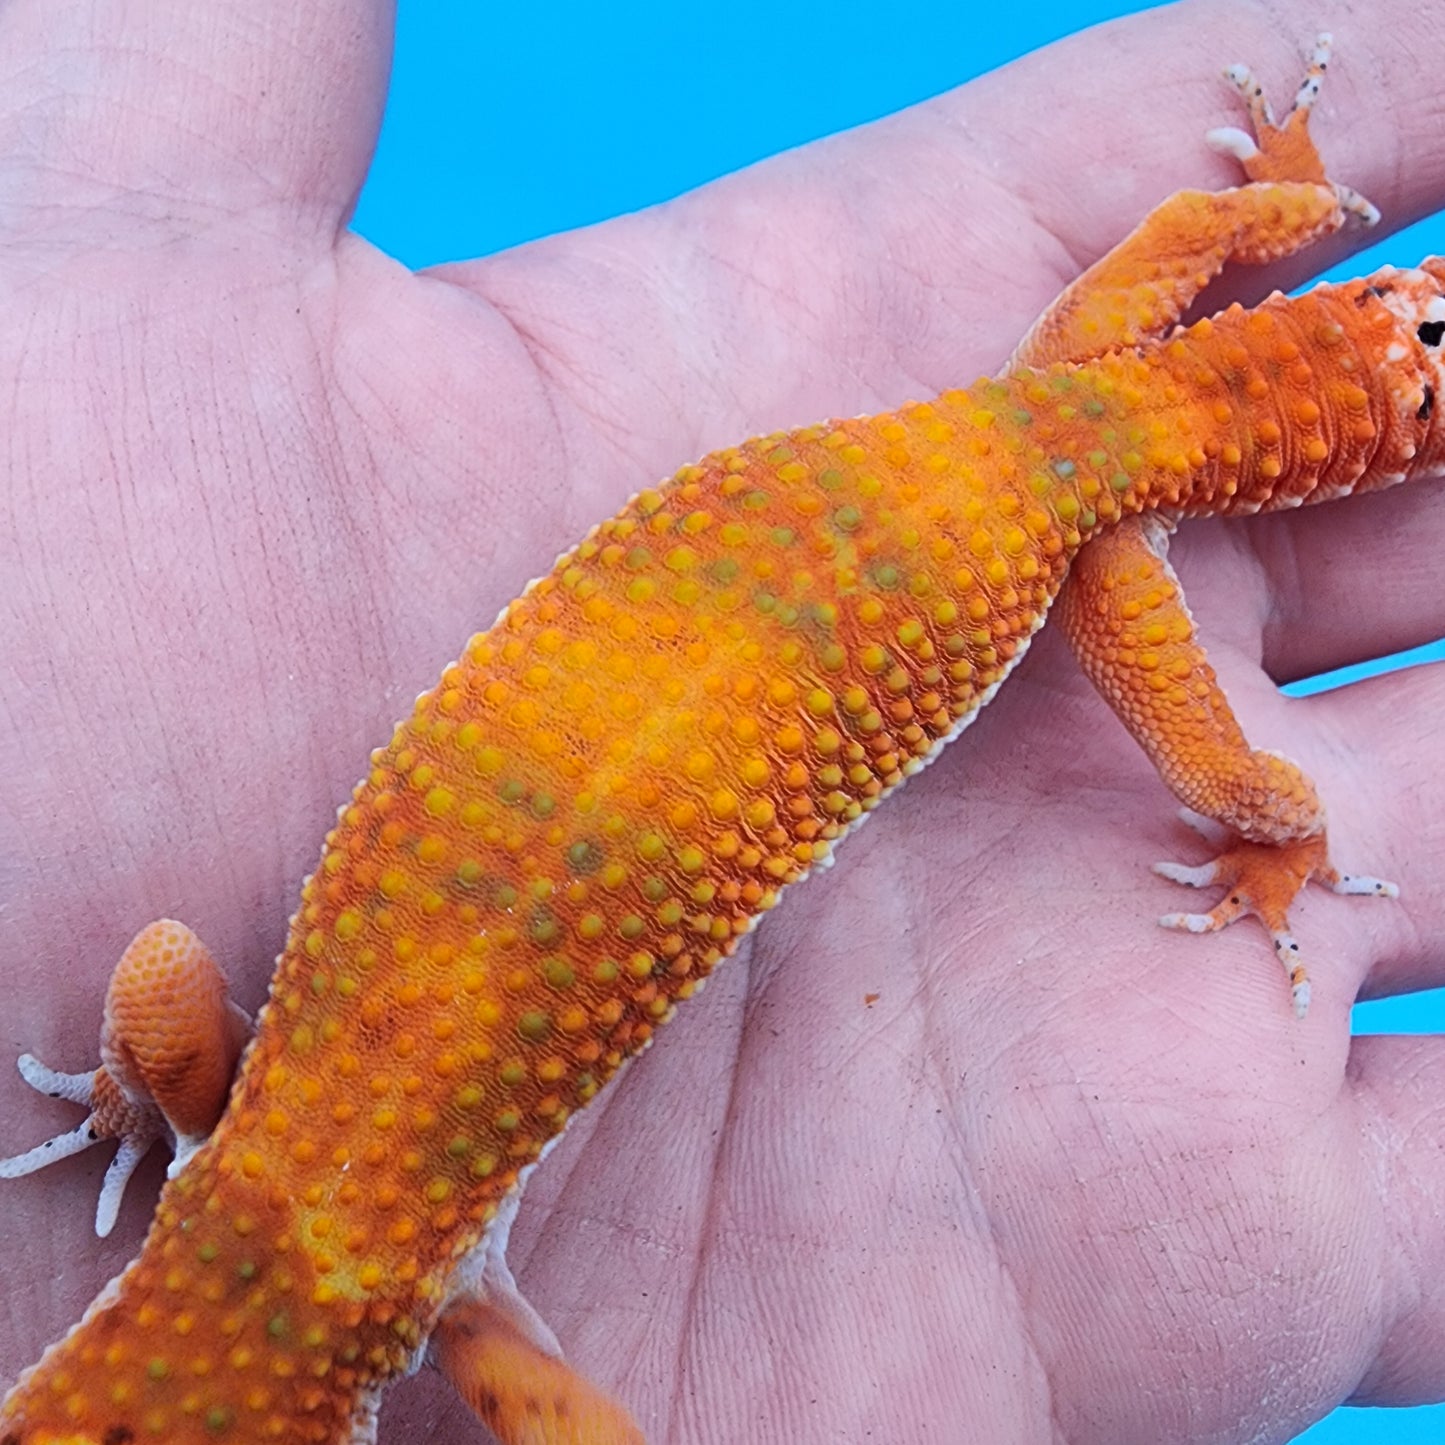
1418,319 -> 1445,347
1358,283 -> 1394,303
104,1427 -> 135,1445
1420,385 -> 1435,422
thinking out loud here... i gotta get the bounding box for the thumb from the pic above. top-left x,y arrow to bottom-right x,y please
0,0 -> 392,237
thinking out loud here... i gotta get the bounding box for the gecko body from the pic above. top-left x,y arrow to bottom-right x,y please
0,37 -> 1435,1445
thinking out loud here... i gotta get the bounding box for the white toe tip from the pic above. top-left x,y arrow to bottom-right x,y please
1205,125 -> 1261,161
1159,911 -> 1215,934
1153,860 -> 1217,888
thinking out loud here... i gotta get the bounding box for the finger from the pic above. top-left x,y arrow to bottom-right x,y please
1344,1033 -> 1445,1407
0,0 -> 391,228
1251,482 -> 1445,686
1289,661 -> 1445,1003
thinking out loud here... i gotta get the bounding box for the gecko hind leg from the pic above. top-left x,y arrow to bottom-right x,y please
0,919 -> 250,1234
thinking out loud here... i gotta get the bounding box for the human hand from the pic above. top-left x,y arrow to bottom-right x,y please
2,2 -> 1444,1441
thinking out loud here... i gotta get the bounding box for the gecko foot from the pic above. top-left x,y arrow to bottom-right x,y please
0,1053 -> 165,1236
1153,825 -> 1397,1018
1203,32 -> 1379,226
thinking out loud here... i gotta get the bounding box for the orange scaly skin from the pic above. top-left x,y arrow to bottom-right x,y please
2,38 -> 1442,1445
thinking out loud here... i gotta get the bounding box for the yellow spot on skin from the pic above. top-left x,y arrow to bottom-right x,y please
333,907 -> 364,942
425,787 -> 456,817
710,789 -> 739,819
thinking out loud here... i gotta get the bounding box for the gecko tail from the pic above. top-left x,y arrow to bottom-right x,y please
0,1265 -> 382,1445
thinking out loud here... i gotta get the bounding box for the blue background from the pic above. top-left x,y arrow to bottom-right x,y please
350,3 -> 1445,1439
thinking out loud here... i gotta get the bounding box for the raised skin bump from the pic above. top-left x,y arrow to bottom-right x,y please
0,37 -> 1433,1445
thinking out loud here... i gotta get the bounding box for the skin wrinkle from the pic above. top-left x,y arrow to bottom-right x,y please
0,154 -> 371,269
499,191 -> 857,439
691,217 -> 833,349
919,1002 -> 1053,1439
389,289 -> 582,553
1247,525 -> 1314,684
502,314 -> 635,478
524,250 -> 742,474
662,986 -> 747,1445
264,335 -> 399,710
4,338 -> 40,617
1377,1060 -> 1445,1397
1352,1060 -> 1420,1375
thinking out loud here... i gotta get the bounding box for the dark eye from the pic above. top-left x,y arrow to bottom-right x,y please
1417,320 -> 1445,347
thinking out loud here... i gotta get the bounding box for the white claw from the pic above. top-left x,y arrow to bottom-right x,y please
1224,62 -> 1275,125
1330,873 -> 1399,899
15,1054 -> 94,1105
0,1124 -> 98,1180
1303,33 -> 1334,83
96,1137 -> 152,1238
1269,932 -> 1313,1019
1205,125 -> 1261,162
1177,808 -> 1231,846
1291,978 -> 1313,1019
1159,911 -> 1218,934
1334,183 -> 1380,226
1153,860 -> 1220,888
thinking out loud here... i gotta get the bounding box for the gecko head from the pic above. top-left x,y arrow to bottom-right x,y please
1364,261 -> 1445,483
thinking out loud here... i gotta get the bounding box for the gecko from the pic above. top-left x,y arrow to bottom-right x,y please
0,34 -> 1435,1445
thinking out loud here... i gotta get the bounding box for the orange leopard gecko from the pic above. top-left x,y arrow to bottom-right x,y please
0,35 -> 1435,1445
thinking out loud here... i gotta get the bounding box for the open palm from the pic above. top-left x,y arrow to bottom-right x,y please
2,2 -> 1444,1442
